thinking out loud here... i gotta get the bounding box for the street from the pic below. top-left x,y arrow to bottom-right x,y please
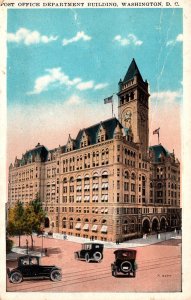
7,235 -> 181,292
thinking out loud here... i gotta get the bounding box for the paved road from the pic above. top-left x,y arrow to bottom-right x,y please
6,235 -> 181,293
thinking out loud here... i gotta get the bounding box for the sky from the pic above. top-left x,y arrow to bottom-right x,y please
7,8 -> 183,164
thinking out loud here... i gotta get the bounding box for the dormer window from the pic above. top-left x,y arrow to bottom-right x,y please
47,153 -> 51,161
66,134 -> 74,152
97,125 -> 106,143
80,131 -> 89,148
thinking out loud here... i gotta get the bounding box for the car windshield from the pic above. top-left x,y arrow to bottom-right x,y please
82,244 -> 92,250
29,257 -> 38,265
20,257 -> 38,266
116,251 -> 136,259
20,257 -> 29,265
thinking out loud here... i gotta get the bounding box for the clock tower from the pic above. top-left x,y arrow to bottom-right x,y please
118,58 -> 150,157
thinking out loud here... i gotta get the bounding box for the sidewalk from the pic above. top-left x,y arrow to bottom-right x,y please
7,230 -> 181,260
64,230 -> 181,248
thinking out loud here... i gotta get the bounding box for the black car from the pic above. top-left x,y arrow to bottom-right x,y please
74,243 -> 104,263
7,255 -> 62,284
111,249 -> 137,277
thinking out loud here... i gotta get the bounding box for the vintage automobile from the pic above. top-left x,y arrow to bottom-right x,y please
111,249 -> 137,277
7,255 -> 62,284
74,243 -> 104,263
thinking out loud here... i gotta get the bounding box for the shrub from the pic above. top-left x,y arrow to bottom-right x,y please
6,238 -> 13,253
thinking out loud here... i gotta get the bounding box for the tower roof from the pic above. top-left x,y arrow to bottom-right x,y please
123,58 -> 143,83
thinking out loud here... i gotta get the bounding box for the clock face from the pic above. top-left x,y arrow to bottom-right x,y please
122,110 -> 132,128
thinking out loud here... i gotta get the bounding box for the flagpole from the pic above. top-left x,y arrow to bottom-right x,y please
112,101 -> 113,117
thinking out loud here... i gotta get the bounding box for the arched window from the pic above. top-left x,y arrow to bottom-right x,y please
69,218 -> 73,229
77,176 -> 82,182
70,176 -> 74,182
102,171 -> 108,179
124,170 -> 129,179
62,217 -> 67,228
131,173 -> 136,180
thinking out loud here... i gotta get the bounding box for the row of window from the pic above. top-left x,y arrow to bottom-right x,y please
62,194 -> 109,203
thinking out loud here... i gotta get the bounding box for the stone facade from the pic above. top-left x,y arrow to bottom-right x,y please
8,59 -> 181,242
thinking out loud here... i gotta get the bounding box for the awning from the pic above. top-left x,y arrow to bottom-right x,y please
76,196 -> 82,202
93,183 -> 99,189
84,185 -> 90,190
75,223 -> 81,229
102,183 -> 108,189
93,195 -> 98,201
101,208 -> 104,213
76,186 -> 82,191
101,225 -> 108,233
91,225 -> 98,232
84,196 -> 90,201
104,209 -> 108,213
101,195 -> 108,201
83,224 -> 89,230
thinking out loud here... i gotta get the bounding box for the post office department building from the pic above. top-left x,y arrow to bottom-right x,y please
8,59 -> 181,242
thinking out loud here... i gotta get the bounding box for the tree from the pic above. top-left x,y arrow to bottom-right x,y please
24,197 -> 46,249
7,201 -> 25,247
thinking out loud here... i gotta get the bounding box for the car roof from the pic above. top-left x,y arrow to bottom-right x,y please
114,248 -> 136,254
83,243 -> 103,246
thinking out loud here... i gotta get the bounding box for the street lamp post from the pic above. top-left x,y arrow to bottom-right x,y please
40,224 -> 45,256
41,234 -> 44,256
26,239 -> 29,254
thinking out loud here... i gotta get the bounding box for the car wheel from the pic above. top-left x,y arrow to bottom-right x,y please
120,261 -> 132,274
85,253 -> 90,263
10,271 -> 23,284
50,269 -> 62,281
93,251 -> 102,262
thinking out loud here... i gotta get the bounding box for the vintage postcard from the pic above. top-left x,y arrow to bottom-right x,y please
0,0 -> 191,299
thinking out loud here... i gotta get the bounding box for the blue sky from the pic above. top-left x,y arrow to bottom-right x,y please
7,8 -> 183,162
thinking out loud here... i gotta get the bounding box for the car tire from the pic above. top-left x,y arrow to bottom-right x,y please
50,269 -> 62,281
10,271 -> 23,284
85,253 -> 90,263
93,251 -> 102,262
120,261 -> 132,274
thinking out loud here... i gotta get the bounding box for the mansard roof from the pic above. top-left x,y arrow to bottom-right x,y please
149,144 -> 170,162
123,58 -> 143,83
75,117 -> 122,149
24,143 -> 48,162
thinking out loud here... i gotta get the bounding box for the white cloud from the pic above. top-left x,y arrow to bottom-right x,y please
113,33 -> 143,46
62,31 -> 92,46
76,81 -> 94,90
28,68 -> 108,95
166,33 -> 183,47
151,90 -> 182,104
176,33 -> 183,42
7,28 -> 58,45
94,83 -> 109,90
28,68 -> 82,95
65,94 -> 83,105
